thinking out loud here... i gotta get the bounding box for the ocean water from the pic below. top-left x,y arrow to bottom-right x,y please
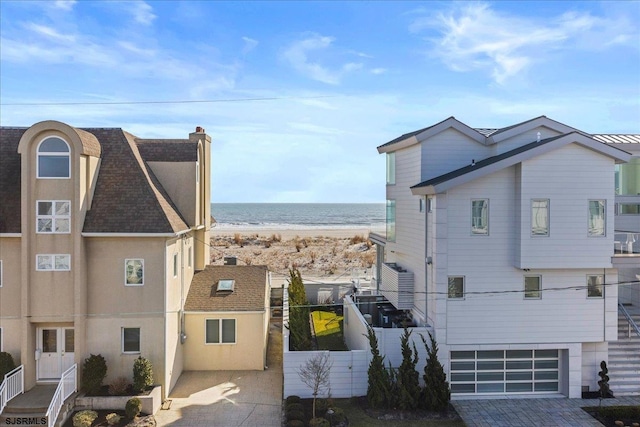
211,203 -> 385,230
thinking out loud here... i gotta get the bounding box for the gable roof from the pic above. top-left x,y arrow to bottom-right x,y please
378,115 -> 578,153
185,265 -> 268,312
0,124 -> 192,234
411,132 -> 632,195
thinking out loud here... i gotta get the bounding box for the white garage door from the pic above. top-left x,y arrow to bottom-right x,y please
450,349 -> 559,394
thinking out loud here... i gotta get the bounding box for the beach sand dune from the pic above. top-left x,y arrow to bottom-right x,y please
210,228 -> 380,282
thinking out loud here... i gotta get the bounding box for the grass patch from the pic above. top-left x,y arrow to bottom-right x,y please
311,310 -> 348,351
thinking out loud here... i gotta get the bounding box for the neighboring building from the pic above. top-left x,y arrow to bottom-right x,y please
183,265 -> 271,371
371,116 -> 640,398
0,120 -> 212,398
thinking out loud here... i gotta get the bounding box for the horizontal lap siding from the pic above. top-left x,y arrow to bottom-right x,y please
518,144 -> 615,268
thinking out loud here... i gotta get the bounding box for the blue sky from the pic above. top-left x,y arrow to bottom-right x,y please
1,1 -> 639,203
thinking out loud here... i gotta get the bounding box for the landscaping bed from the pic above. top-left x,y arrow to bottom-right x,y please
582,405 -> 640,427
62,410 -> 155,427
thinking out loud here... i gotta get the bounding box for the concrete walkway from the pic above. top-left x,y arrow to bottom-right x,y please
154,321 -> 283,427
453,395 -> 640,427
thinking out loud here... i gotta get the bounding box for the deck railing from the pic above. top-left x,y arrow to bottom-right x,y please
45,364 -> 77,427
0,365 -> 24,414
618,303 -> 640,338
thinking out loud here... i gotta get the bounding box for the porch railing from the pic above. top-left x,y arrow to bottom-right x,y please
618,303 -> 640,338
0,365 -> 24,414
45,364 -> 77,427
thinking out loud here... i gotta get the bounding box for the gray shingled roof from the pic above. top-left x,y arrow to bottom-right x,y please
0,126 -> 191,234
135,138 -> 198,162
185,265 -> 268,312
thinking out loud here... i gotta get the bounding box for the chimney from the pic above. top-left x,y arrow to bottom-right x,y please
196,126 -> 205,133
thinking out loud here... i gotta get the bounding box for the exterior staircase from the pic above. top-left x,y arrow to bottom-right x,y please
608,304 -> 640,396
0,385 -> 55,427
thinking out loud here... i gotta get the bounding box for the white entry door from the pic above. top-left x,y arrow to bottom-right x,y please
37,327 -> 74,381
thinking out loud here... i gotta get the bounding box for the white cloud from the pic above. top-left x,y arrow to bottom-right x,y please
129,1 -> 156,25
371,68 -> 387,75
53,1 -> 76,11
241,37 -> 258,54
282,33 -> 363,85
411,3 -> 637,84
23,23 -> 76,42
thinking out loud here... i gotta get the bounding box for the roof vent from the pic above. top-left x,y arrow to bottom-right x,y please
217,279 -> 235,292
471,159 -> 475,166
224,256 -> 237,265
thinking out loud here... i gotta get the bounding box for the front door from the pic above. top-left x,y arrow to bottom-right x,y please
37,327 -> 74,381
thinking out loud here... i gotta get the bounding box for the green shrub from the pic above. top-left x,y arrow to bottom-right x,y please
309,417 -> 330,427
365,326 -> 391,408
597,405 -> 640,419
133,356 -> 153,392
286,421 -> 305,427
81,354 -> 107,395
286,410 -> 305,421
324,407 -> 346,426
0,352 -> 16,379
125,397 -> 142,419
73,410 -> 98,427
397,326 -> 420,410
286,402 -> 304,413
316,398 -> 333,415
285,395 -> 301,405
106,413 -> 123,426
420,332 -> 451,411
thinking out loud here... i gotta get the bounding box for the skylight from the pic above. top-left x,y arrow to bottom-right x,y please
217,279 -> 235,292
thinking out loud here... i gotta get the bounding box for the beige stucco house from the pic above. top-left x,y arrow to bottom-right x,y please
183,265 -> 271,371
0,120 -> 212,398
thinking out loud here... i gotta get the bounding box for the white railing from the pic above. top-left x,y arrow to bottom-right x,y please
619,303 -> 640,338
45,364 -> 77,427
0,365 -> 24,414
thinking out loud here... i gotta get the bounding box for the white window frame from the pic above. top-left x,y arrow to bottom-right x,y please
121,327 -> 141,354
386,152 -> 396,185
524,275 -> 542,299
448,276 -> 465,299
588,200 -> 606,237
205,318 -> 237,344
36,254 -> 71,271
471,199 -> 489,236
36,200 -> 71,234
587,275 -> 604,298
531,199 -> 549,237
124,259 -> 144,286
37,137 -> 71,179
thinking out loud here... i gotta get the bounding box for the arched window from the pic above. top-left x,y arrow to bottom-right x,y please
37,137 -> 70,178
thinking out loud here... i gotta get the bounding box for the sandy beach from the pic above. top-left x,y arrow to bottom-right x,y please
209,226 -> 384,283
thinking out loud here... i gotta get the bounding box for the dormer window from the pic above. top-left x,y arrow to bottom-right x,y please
37,137 -> 70,178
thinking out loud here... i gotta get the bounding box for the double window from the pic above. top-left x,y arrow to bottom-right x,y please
37,201 -> 70,233
125,259 -> 144,286
531,199 -> 549,236
471,199 -> 489,235
524,276 -> 541,299
37,137 -> 70,178
587,275 -> 604,298
448,276 -> 465,299
588,200 -> 606,237
122,327 -> 141,353
205,319 -> 236,344
36,254 -> 70,271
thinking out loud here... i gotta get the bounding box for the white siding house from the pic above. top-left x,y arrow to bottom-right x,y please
371,116 -> 639,398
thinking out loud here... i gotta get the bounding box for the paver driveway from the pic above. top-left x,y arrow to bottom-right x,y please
155,321 -> 283,427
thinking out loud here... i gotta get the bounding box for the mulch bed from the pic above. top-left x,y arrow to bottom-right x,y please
582,406 -> 640,427
62,411 -> 156,427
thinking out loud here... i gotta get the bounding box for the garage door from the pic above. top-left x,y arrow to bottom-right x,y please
450,349 -> 559,394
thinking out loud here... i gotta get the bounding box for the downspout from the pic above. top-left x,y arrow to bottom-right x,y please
180,236 -> 186,344
424,196 -> 429,326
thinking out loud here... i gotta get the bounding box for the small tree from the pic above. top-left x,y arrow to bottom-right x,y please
365,326 -> 391,408
297,352 -> 332,419
420,332 -> 450,411
133,356 -> 153,392
396,326 -> 420,410
287,268 -> 312,351
0,351 -> 16,379
288,268 -> 307,306
598,360 -> 612,405
82,354 -> 107,395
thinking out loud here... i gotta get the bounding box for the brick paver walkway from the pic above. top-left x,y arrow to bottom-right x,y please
453,396 -> 640,427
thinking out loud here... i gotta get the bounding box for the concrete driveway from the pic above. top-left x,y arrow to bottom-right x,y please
155,321 -> 283,427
